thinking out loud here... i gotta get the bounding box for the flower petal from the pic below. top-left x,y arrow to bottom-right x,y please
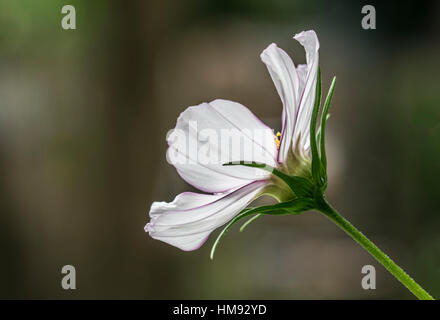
167,99 -> 277,193
260,43 -> 301,163
292,30 -> 320,153
296,64 -> 308,95
145,180 -> 267,251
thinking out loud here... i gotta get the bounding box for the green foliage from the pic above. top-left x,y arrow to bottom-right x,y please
319,76 -> 336,188
310,68 -> 322,185
210,197 -> 315,259
309,70 -> 337,190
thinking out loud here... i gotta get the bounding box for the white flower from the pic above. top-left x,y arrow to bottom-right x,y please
145,30 -> 320,251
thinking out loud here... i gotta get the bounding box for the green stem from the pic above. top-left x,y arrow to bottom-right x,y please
316,198 -> 434,300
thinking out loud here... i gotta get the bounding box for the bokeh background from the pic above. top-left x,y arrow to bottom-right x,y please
0,0 -> 439,299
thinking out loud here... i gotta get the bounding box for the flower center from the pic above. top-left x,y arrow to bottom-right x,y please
275,131 -> 281,150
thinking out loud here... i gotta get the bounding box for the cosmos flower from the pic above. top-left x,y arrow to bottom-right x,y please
145,30 -> 319,251
142,29 -> 435,301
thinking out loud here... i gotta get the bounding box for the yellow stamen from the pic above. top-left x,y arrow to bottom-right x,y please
275,131 -> 281,150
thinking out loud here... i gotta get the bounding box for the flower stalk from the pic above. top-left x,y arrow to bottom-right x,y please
314,198 -> 434,300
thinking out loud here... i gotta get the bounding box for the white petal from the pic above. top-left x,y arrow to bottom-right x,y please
260,43 -> 300,163
296,64 -> 308,95
292,30 -> 320,153
145,181 -> 267,251
167,99 -> 277,193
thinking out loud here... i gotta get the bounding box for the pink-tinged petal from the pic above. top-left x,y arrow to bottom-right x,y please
145,180 -> 267,251
260,43 -> 301,164
167,99 -> 277,193
292,30 -> 320,154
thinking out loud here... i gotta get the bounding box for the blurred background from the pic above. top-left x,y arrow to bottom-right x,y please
0,0 -> 439,299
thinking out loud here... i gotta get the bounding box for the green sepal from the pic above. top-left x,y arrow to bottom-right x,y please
210,208 -> 254,260
239,214 -> 262,232
310,68 -> 322,185
319,76 -> 336,186
210,197 -> 316,259
316,113 -> 331,152
224,161 -> 314,198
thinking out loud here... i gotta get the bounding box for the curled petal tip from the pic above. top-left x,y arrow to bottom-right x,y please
293,29 -> 316,39
293,30 -> 320,52
259,43 -> 277,59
